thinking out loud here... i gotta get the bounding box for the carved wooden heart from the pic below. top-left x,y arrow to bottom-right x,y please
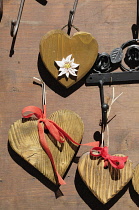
8,109 -> 84,185
78,152 -> 133,204
132,164 -> 139,193
40,30 -> 98,88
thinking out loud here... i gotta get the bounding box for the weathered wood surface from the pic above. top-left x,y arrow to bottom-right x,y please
132,164 -> 139,194
1,0 -> 139,209
8,109 -> 84,185
78,153 -> 133,204
40,30 -> 98,88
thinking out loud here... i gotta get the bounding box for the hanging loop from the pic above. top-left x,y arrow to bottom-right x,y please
67,0 -> 78,35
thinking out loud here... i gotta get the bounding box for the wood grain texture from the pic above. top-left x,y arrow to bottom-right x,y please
1,0 -> 139,209
40,30 -> 98,88
132,164 -> 139,194
8,109 -> 84,185
78,152 -> 133,204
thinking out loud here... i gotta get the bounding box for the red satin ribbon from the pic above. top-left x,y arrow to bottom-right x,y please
90,146 -> 128,169
22,105 -> 98,185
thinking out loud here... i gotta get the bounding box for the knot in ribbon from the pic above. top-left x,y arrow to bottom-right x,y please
22,105 -> 66,144
90,146 -> 128,169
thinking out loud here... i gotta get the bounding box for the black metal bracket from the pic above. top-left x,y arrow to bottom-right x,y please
85,46 -> 139,134
85,40 -> 139,129
86,71 -> 139,132
86,71 -> 139,86
85,0 -> 139,133
89,39 -> 139,76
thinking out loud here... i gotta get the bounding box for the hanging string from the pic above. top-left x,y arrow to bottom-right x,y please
101,87 -> 123,147
90,87 -> 127,169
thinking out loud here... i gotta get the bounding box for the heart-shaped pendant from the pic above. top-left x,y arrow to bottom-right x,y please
40,30 -> 98,88
8,109 -> 84,185
132,164 -> 139,193
78,152 -> 133,204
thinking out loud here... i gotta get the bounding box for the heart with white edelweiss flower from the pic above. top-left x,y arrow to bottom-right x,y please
40,30 -> 98,88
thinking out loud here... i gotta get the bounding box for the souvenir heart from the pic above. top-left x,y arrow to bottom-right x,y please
78,152 -> 133,204
8,109 -> 84,185
40,30 -> 98,88
132,164 -> 139,193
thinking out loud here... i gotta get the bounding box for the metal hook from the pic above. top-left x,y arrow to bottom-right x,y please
0,0 -> 3,22
33,77 -> 46,110
10,0 -> 25,37
67,0 -> 78,35
9,0 -> 25,56
42,82 -> 46,106
99,80 -> 109,132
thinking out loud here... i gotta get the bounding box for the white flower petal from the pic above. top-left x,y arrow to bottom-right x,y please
58,67 -> 66,72
69,69 -> 78,77
66,72 -> 70,78
70,58 -> 74,63
58,72 -> 64,77
55,60 -> 65,68
58,69 -> 67,77
71,63 -> 79,68
65,54 -> 72,62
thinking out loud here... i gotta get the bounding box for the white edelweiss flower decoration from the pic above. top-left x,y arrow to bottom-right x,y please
55,54 -> 79,78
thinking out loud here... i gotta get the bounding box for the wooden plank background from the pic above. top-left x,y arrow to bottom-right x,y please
1,0 -> 139,209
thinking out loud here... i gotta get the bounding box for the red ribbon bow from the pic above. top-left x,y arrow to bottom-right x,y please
22,105 -> 98,185
90,146 -> 128,169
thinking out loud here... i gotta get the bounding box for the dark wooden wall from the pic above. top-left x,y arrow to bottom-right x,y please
1,0 -> 139,209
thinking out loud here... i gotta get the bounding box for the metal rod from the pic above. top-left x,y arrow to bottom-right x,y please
99,80 -> 105,107
10,0 -> 25,56
11,0 -> 25,37
42,82 -> 46,106
33,77 -> 46,108
67,0 -> 78,35
0,0 -> 3,22
137,0 -> 139,38
132,0 -> 139,39
99,80 -> 109,132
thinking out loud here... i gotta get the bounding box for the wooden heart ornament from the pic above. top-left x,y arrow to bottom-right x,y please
8,109 -> 84,185
132,164 -> 139,193
78,152 -> 133,204
40,30 -> 98,88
